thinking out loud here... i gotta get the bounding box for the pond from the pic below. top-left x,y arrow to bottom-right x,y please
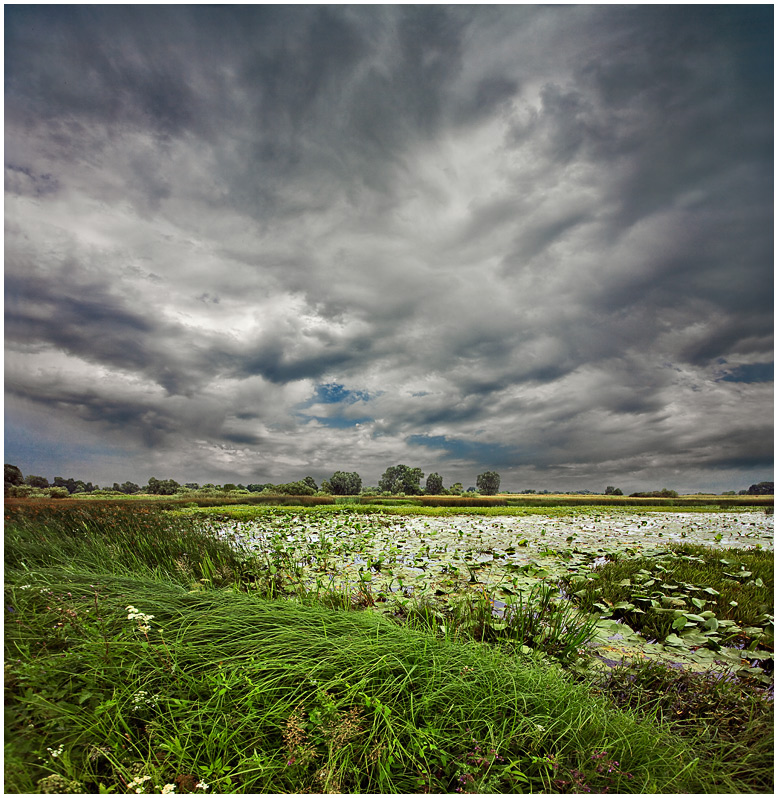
209,509 -> 773,678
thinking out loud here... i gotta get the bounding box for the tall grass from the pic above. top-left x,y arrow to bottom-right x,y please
5,571 -> 712,794
4,503 -> 248,588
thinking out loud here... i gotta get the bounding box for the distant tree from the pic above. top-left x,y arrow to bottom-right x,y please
185,482 -> 200,491
281,481 -> 317,496
746,481 -> 774,495
476,471 -> 501,495
247,483 -> 273,493
222,483 -> 238,493
379,465 -> 424,495
54,479 -> 96,494
25,475 -> 50,489
449,482 -> 464,495
328,471 -> 362,495
425,472 -> 444,495
145,477 -> 180,495
5,464 -> 24,487
113,481 -> 140,494
629,489 -> 678,498
302,475 -> 318,492
48,487 -> 70,499
604,486 -> 623,496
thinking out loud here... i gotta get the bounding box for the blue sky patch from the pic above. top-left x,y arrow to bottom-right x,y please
718,362 -> 773,384
297,383 -> 373,427
300,382 -> 371,408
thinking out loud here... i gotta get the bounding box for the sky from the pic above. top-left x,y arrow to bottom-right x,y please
4,4 -> 774,493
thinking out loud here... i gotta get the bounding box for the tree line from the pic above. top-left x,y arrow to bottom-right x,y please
4,463 -> 502,498
5,463 -> 772,499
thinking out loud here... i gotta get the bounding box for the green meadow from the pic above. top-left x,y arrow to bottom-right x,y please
4,501 -> 773,794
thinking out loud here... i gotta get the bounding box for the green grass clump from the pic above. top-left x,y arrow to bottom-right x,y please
6,572 -> 710,794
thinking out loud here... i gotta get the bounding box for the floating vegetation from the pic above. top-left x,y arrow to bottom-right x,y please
194,508 -> 774,679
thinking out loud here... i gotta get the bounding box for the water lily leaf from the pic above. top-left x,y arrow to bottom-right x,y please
681,630 -> 710,646
617,578 -> 632,587
690,597 -> 706,609
683,613 -> 706,624
665,633 -> 686,647
703,617 -> 719,632
702,587 -> 720,596
672,616 -> 688,631
746,650 -> 774,661
690,648 -> 718,663
661,596 -> 686,608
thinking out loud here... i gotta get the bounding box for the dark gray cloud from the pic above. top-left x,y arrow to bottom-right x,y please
4,5 -> 773,493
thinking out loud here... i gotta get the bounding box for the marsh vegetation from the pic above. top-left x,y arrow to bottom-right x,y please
4,502 -> 773,793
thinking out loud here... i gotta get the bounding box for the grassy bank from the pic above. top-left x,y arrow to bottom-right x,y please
4,504 -> 773,793
7,492 -> 772,512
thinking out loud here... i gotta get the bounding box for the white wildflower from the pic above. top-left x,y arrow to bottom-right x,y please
126,606 -> 155,632
126,774 -> 151,793
195,782 -> 210,791
158,784 -> 176,794
131,690 -> 160,710
46,744 -> 64,758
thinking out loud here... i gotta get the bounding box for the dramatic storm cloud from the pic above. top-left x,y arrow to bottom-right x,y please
5,5 -> 773,492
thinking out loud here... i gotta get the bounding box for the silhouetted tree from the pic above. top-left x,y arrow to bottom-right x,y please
5,464 -> 23,486
476,471 -> 501,495
112,481 -> 140,494
379,465 -> 424,495
145,477 -> 180,495
425,472 -> 443,494
328,471 -> 362,495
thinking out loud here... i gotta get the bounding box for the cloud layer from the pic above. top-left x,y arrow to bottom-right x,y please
5,5 -> 773,492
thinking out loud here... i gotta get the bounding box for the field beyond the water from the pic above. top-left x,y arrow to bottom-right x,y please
4,501 -> 774,794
